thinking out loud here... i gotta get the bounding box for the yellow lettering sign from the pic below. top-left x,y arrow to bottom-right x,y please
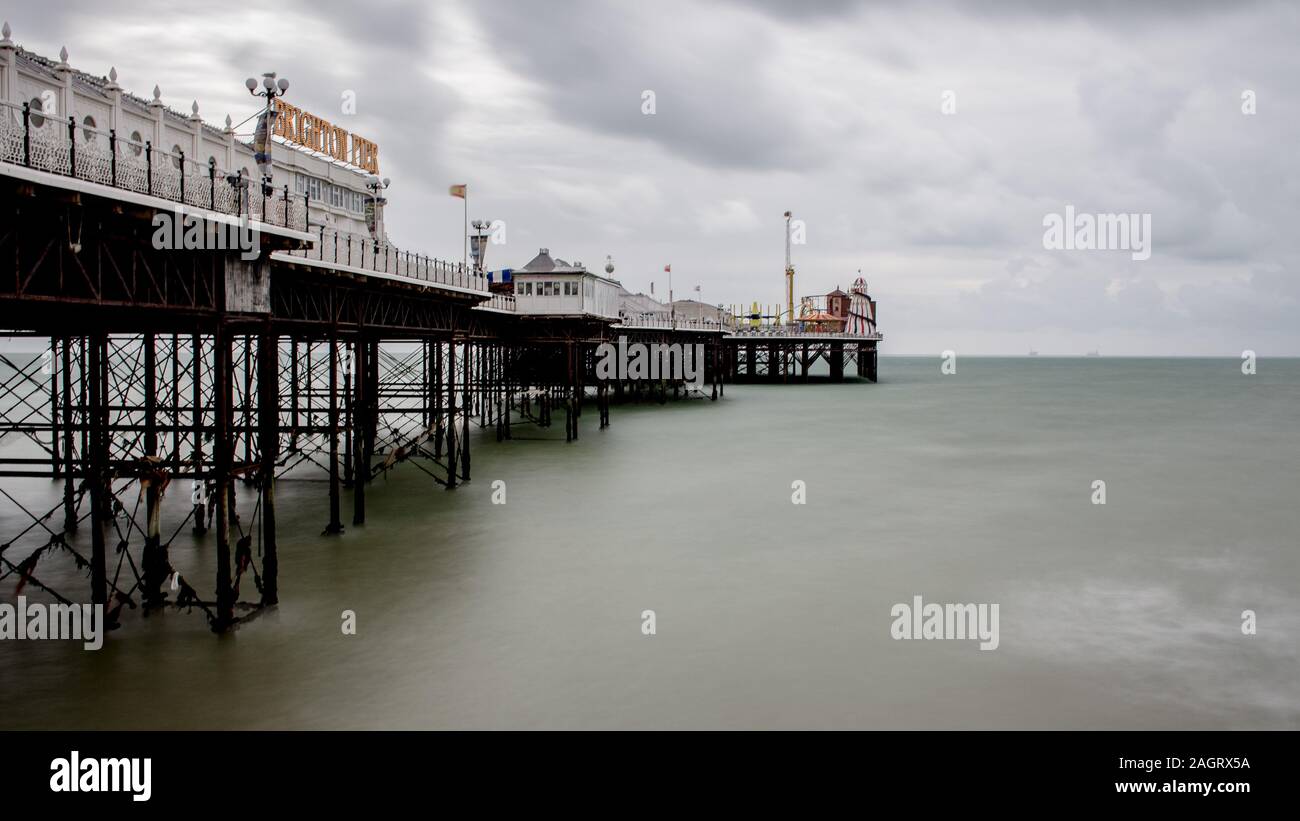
271,99 -> 379,173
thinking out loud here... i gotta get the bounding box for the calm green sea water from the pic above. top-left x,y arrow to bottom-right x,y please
0,356 -> 1297,729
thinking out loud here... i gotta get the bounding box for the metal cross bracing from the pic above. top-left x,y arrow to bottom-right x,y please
0,325 -> 859,638
727,338 -> 878,383
0,326 -> 653,634
0,175 -> 874,639
0,330 -> 275,633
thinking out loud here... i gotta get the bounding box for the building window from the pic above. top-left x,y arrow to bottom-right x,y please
129,130 -> 144,157
525,282 -> 533,295
27,97 -> 46,129
81,115 -> 96,143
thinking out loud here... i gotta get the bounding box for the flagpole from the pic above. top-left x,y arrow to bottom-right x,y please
668,266 -> 674,328
463,194 -> 468,271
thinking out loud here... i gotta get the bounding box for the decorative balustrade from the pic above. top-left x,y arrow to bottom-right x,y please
479,293 -> 517,311
615,315 -> 729,331
0,99 -> 307,231
728,325 -> 883,340
282,226 -> 490,292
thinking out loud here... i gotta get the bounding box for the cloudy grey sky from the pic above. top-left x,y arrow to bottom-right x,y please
7,0 -> 1299,354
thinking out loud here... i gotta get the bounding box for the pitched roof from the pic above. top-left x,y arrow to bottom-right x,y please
515,248 -> 586,274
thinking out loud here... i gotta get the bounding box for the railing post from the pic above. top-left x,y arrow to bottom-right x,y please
110,129 -> 118,187
178,149 -> 185,203
209,158 -> 216,210
283,184 -> 290,228
145,141 -> 153,196
21,103 -> 31,167
67,115 -> 76,177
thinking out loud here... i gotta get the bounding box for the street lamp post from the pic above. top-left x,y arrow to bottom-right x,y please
366,175 -> 390,240
245,72 -> 289,198
469,219 -> 492,276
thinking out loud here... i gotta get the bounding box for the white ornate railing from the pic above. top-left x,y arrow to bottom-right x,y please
0,99 -> 307,231
281,226 -> 490,292
728,326 -> 883,340
615,316 -> 729,331
480,293 -> 517,311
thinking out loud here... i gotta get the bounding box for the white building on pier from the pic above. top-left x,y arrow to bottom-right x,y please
510,248 -> 622,320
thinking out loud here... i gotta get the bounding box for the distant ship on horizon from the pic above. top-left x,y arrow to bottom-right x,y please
1085,349 -> 1101,357
1028,349 -> 1039,357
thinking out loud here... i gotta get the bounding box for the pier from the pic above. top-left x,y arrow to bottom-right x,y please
0,33 -> 880,633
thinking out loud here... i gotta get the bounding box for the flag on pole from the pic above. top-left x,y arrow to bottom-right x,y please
663,264 -> 671,273
449,184 -> 467,199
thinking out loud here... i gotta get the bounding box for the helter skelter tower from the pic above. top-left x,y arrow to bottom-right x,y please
846,275 -> 877,336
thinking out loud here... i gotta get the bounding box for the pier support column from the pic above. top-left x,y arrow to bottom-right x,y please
60,337 -> 76,533
258,329 -> 280,606
87,333 -> 109,612
325,334 -> 343,534
191,333 -> 207,535
710,340 -> 718,401
352,335 -> 368,525
830,341 -> 844,382
213,325 -> 235,632
434,340 -> 444,460
48,338 -> 60,478
445,337 -> 458,489
343,341 -> 353,487
289,339 -> 300,452
142,332 -> 168,609
461,339 -> 471,480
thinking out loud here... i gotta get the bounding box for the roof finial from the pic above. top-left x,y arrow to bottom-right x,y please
191,100 -> 200,119
0,22 -> 13,49
106,66 -> 119,91
153,85 -> 162,101
56,46 -> 71,72
224,114 -> 233,131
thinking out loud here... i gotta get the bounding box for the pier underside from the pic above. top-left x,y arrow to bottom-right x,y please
0,173 -> 871,635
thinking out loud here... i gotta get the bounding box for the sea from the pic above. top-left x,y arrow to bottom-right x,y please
0,355 -> 1296,729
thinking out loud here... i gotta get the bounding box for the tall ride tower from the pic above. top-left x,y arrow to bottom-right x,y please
784,210 -> 795,326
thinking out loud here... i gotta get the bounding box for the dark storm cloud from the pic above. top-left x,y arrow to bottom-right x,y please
3,0 -> 1298,353
463,0 -> 833,172
729,0 -> 1266,23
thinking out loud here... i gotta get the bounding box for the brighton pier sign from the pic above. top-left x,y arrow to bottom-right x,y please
272,99 -> 380,174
